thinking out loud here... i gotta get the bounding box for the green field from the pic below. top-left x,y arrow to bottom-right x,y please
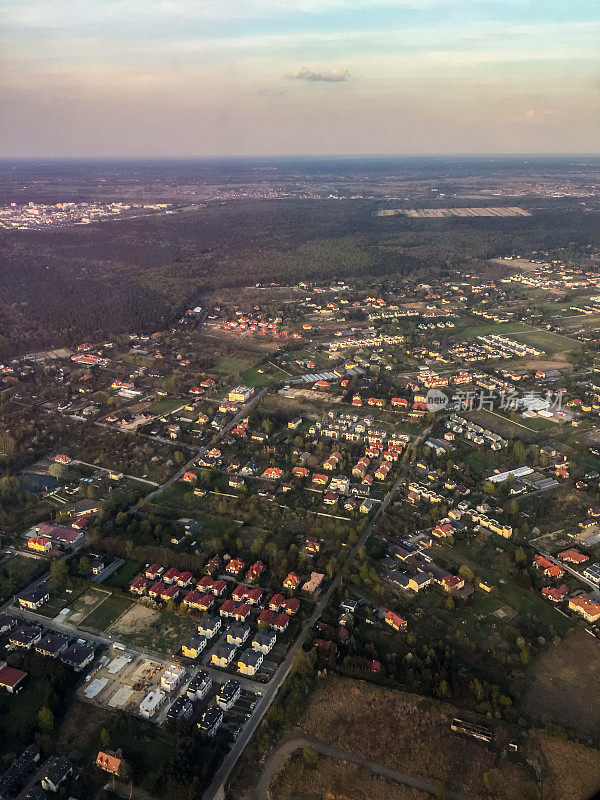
458,322 -> 579,355
508,329 -> 580,355
215,355 -> 254,374
79,593 -> 133,631
147,398 -> 185,416
103,560 -> 142,591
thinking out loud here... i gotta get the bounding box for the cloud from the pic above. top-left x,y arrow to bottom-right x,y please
290,66 -> 349,82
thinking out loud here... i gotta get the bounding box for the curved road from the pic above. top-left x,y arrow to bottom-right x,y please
256,735 -> 472,800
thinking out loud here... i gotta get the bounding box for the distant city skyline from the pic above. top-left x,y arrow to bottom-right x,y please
1,0 -> 598,158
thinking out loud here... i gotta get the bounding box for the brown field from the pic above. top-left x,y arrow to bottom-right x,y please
108,603 -> 159,635
527,731 -> 600,800
521,629 -> 600,740
272,754 -> 428,800
299,678 -> 534,800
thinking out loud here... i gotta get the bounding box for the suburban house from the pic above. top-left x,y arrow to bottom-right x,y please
0,663 -> 28,693
283,572 -> 302,592
198,706 -> 223,737
96,748 -> 124,776
568,594 -> 600,622
198,615 -> 221,638
237,648 -> 263,676
18,587 -> 50,611
385,610 -> 407,631
212,642 -> 237,668
227,623 -> 250,647
542,584 -> 569,602
41,756 -> 73,792
61,642 -> 95,671
252,629 -> 277,654
181,634 -> 207,659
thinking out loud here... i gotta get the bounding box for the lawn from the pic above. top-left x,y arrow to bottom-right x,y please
147,398 -> 186,416
79,594 -> 133,632
508,329 -> 580,355
103,560 -> 142,591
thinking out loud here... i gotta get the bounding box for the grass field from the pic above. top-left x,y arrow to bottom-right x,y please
458,321 -> 579,356
508,329 -> 580,355
147,398 -> 185,416
215,355 -> 254,374
103,560 -> 142,591
79,593 -> 133,632
521,629 -> 600,740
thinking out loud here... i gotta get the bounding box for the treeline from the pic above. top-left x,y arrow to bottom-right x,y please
2,198 -> 599,356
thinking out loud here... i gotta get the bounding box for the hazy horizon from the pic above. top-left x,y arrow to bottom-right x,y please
1,1 -> 598,159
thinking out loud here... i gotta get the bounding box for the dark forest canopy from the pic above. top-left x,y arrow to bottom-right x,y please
0,197 -> 599,357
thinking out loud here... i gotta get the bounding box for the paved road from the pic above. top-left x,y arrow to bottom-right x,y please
255,735 -> 471,800
200,425 -> 432,800
7,604 -> 262,695
71,459 -> 159,486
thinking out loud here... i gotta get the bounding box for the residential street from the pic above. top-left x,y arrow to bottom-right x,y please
200,425 -> 433,800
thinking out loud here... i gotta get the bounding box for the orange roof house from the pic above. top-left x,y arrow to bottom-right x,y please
96,749 -> 123,776
385,611 -> 407,631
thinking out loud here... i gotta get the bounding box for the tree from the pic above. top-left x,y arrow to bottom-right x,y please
78,556 -> 91,578
38,706 -> 54,733
458,564 -> 474,581
100,728 -> 111,749
445,596 -> 455,611
302,746 -> 319,767
50,559 -> 68,585
514,546 -> 526,565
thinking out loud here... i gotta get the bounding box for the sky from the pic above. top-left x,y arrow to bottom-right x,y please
0,0 -> 598,157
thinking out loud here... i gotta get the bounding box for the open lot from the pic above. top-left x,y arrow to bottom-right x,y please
521,629 -> 600,741
272,753 -> 429,800
106,604 -> 197,654
79,593 -> 134,631
66,586 -> 112,624
299,677 -> 534,800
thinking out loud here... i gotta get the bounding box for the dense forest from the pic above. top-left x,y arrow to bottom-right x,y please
1,197 -> 599,356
